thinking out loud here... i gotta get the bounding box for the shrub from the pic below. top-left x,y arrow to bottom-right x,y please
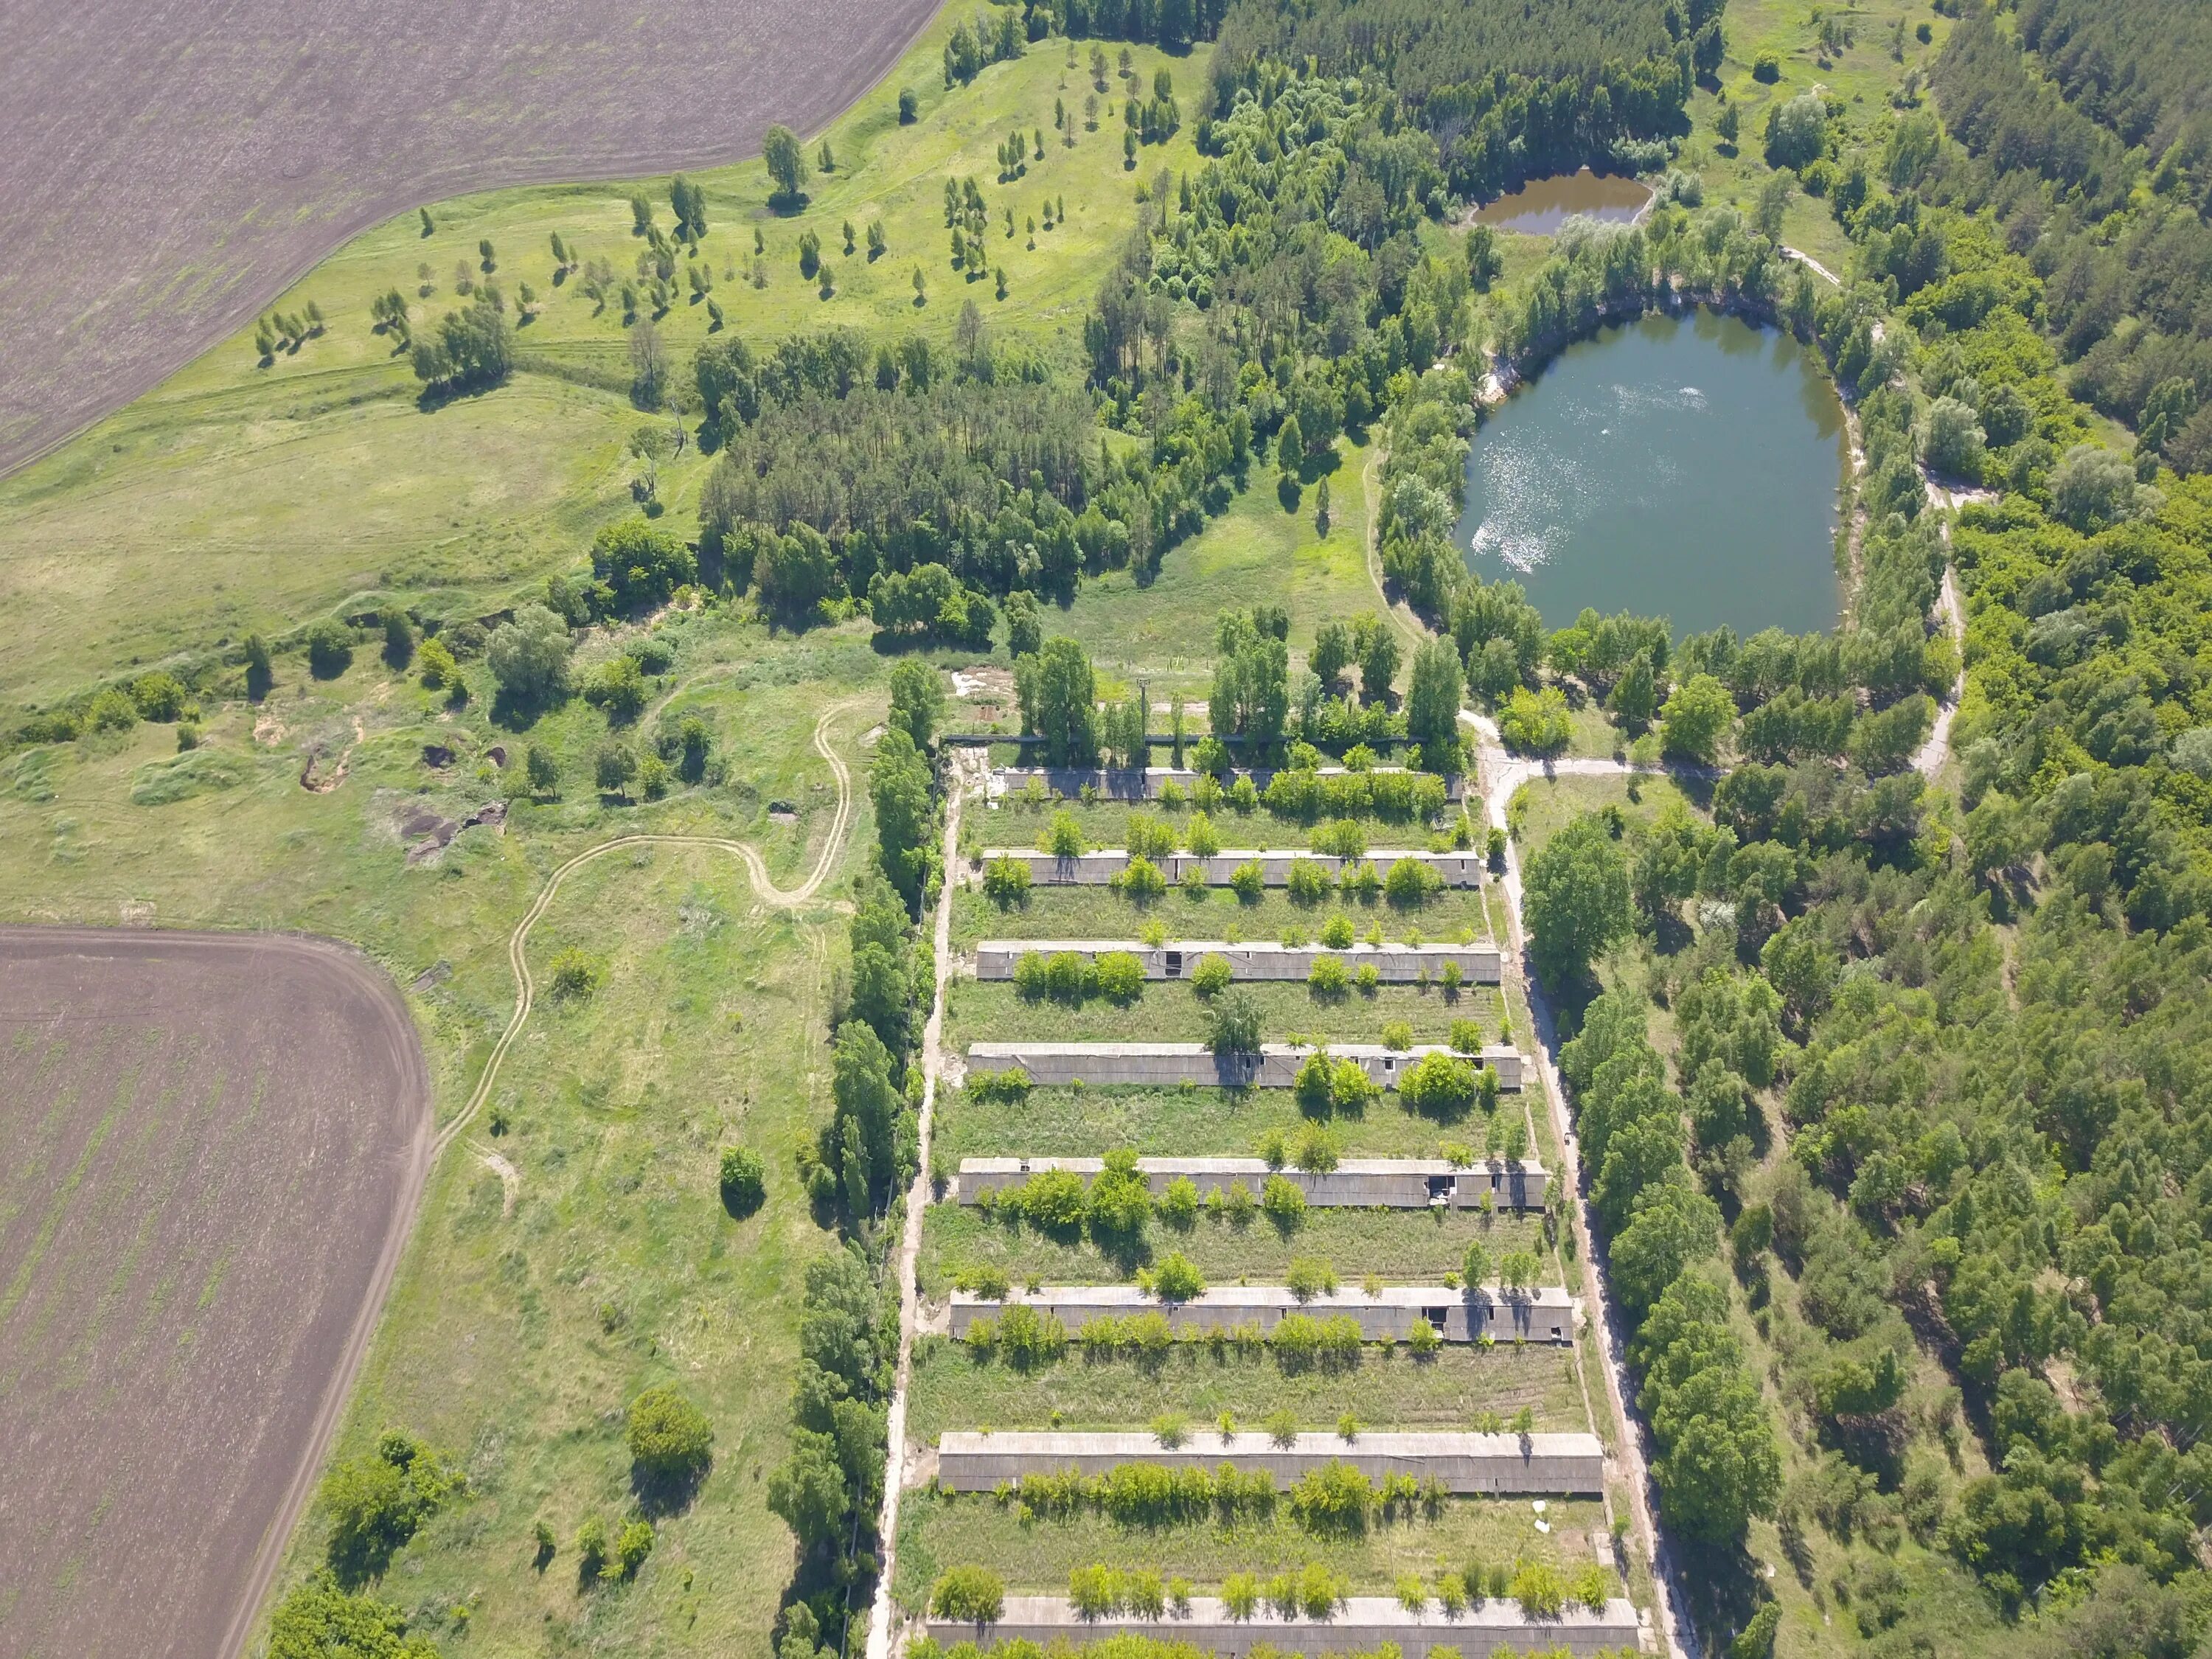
85,687 -> 138,732
1511,1561 -> 1568,1618
549,948 -> 602,998
1570,1562 -> 1610,1612
1381,1020 -> 1414,1051
1331,1058 -> 1378,1113
1146,1251 -> 1204,1301
1127,812 -> 1176,860
1044,950 -> 1088,1002
1086,1148 -> 1152,1236
1008,1167 -> 1086,1233
1294,1050 -> 1335,1116
932,1566 -> 1006,1622
1385,857 -> 1441,908
1094,950 -> 1145,1004
1341,860 -> 1383,901
1312,818 -> 1366,858
1046,810 -> 1085,855
995,1303 -> 1068,1367
319,1430 -> 465,1580
1113,855 -> 1167,902
1158,1175 -> 1200,1228
626,1386 -> 712,1481
1450,1018 -> 1485,1054
576,1517 -> 609,1577
1185,811 -> 1222,857
1308,956 -> 1349,996
1070,1564 -> 1120,1619
1262,1174 -> 1307,1229
1289,1461 -> 1374,1534
1320,914 -> 1355,948
1292,1124 -> 1339,1172
1191,953 -> 1234,996
605,1518 -> 654,1581
1224,1573 -> 1261,1618
586,655 -> 648,723
130,672 -> 188,720
1229,859 -> 1265,902
417,636 -> 458,691
1397,1052 -> 1478,1119
983,855 -> 1032,908
1286,857 -> 1334,903
718,1147 -> 765,1217
1286,1256 -> 1337,1301
1752,50 -> 1781,81
1207,990 -> 1261,1055
305,619 -> 355,679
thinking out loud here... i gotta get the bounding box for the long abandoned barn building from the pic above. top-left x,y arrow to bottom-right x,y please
949,1282 -> 1579,1343
935,1429 -> 1606,1494
975,938 -> 1503,984
964,1040 -> 1527,1090
954,1154 -> 1552,1211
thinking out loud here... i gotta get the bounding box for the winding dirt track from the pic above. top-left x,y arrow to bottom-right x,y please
430,698 -> 861,1161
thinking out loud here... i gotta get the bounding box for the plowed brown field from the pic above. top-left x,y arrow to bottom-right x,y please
0,0 -> 939,477
0,928 -> 429,1659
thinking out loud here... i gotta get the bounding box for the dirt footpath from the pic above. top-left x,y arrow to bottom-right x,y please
0,0 -> 939,477
0,928 -> 431,1659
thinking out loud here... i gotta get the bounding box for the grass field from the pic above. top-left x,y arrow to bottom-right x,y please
951,883 -> 1498,953
1505,771 -> 1709,863
276,838 -> 846,1657
0,13 -> 1206,712
905,1337 -> 1589,1444
919,1203 -> 1553,1298
967,796 -> 1480,860
1683,0 -> 1960,279
946,978 -> 1506,1050
893,1488 -> 1608,1609
937,1083 -> 1529,1164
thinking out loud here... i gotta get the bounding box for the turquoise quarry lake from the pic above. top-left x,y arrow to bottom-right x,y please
1458,308 -> 1849,636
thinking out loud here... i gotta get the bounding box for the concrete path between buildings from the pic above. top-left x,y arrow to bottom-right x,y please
867,747 -> 980,1659
1464,710 -> 1696,1659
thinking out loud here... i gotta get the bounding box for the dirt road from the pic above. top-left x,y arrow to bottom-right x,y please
431,698 -> 861,1161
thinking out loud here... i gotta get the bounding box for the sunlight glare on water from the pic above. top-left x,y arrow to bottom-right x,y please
1457,309 -> 1848,635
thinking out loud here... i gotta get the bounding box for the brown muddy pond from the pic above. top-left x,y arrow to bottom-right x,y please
1470,170 -> 1652,237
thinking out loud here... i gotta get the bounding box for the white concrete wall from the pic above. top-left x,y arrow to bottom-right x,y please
956,1155 -> 1551,1211
974,939 -> 1502,985
925,1595 -> 1643,1658
935,1429 -> 1605,1494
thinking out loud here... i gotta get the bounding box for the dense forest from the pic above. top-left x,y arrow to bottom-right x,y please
1919,6 -> 2212,469
1457,5 -> 2212,1652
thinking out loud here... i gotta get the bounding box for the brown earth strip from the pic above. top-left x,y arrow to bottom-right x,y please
0,927 -> 431,1659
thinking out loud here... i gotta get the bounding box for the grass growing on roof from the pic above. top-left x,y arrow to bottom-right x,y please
950,880 -> 1495,952
946,978 -> 1503,1051
892,1485 -> 1607,1610
936,1085 -> 1528,1164
920,1203 -> 1552,1297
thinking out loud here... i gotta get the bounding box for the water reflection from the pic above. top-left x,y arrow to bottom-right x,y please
1457,310 -> 1848,636
1470,170 -> 1652,237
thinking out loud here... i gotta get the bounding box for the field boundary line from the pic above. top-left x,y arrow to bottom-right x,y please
429,698 -> 864,1162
